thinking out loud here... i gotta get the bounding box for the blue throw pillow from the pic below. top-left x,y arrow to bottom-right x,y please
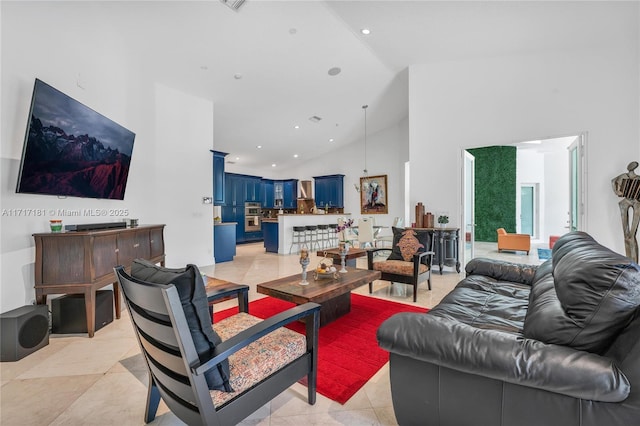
130,259 -> 232,392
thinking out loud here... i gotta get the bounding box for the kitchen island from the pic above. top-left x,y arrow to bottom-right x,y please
263,213 -> 350,255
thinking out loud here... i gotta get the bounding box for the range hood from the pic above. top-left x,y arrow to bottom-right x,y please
299,180 -> 313,199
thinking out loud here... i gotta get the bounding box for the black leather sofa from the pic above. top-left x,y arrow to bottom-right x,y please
378,232 -> 640,426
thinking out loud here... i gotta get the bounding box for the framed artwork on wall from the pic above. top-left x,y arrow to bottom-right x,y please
360,174 -> 388,214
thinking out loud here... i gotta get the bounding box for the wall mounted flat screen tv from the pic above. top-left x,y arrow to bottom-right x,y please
16,79 -> 135,200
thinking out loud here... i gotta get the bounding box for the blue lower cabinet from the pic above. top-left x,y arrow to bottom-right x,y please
214,223 -> 237,263
263,222 -> 278,253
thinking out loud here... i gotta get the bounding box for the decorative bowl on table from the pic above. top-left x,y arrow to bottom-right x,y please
314,266 -> 338,280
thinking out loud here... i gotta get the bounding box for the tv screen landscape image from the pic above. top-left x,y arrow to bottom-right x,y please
16,79 -> 135,200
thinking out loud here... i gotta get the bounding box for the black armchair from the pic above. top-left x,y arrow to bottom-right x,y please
367,228 -> 435,302
115,265 -> 320,425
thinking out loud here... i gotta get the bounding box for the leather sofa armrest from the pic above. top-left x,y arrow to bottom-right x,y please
465,257 -> 538,285
377,312 -> 630,402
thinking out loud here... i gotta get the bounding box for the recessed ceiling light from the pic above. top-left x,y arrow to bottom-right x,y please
294,125 -> 300,129
271,163 -> 277,167
329,138 -> 334,142
234,73 -> 243,80
293,154 -> 299,158
361,28 -> 371,35
235,157 -> 240,160
328,67 -> 341,76
256,145 -> 262,149
200,65 -> 209,70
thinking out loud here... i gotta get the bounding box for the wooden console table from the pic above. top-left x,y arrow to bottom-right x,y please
411,227 -> 461,274
33,224 -> 165,337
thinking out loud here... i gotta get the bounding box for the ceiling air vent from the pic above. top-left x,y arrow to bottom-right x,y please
309,116 -> 322,123
220,0 -> 245,12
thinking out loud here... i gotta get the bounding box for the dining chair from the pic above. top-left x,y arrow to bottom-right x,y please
357,217 -> 376,248
377,217 -> 402,248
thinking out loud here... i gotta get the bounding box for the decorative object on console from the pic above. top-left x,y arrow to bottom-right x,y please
611,160 -> 640,262
424,212 -> 434,228
415,202 -> 425,227
437,212 -> 449,227
49,219 -> 62,232
16,79 -> 136,200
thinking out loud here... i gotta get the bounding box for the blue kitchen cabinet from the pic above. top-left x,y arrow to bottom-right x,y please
282,179 -> 298,209
314,174 -> 344,208
262,179 -> 274,208
262,221 -> 278,253
214,223 -> 236,262
244,176 -> 262,202
211,150 -> 227,206
221,205 -> 245,243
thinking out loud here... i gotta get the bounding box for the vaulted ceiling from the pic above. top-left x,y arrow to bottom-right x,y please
115,1 -> 634,171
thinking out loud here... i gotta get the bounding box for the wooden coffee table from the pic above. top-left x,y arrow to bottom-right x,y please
257,268 -> 381,326
316,247 -> 369,268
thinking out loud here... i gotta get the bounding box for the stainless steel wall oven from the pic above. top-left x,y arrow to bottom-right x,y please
244,202 -> 262,232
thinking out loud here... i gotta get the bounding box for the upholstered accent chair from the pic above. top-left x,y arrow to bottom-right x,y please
367,227 -> 435,302
497,227 -> 531,254
115,262 -> 320,425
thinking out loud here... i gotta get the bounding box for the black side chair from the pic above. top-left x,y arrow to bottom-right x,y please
366,230 -> 435,302
115,266 -> 320,425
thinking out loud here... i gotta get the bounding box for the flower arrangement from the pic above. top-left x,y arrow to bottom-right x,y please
336,218 -> 354,233
336,219 -> 354,243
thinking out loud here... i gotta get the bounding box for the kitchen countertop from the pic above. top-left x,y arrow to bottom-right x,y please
262,218 -> 278,223
214,222 -> 237,226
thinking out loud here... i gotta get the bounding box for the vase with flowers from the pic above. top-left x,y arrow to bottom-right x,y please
335,218 -> 354,247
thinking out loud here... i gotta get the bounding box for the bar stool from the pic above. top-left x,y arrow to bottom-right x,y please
289,226 -> 308,254
328,223 -> 338,247
305,225 -> 320,250
317,224 -> 331,249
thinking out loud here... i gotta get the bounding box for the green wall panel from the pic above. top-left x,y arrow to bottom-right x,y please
467,146 -> 517,242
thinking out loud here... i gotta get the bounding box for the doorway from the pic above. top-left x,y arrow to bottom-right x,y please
461,133 -> 586,267
519,184 -> 538,238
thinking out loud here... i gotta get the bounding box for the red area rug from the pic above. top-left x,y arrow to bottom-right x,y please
215,293 -> 427,404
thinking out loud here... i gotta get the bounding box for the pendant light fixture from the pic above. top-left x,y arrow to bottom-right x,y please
355,104 -> 370,193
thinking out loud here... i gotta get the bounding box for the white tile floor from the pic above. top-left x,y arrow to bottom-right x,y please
0,241 -> 543,425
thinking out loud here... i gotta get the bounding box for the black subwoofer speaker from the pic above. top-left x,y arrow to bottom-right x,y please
52,290 -> 114,334
0,305 -> 50,362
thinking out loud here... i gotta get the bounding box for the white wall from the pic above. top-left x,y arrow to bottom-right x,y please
409,42 -> 639,254
0,3 -> 214,312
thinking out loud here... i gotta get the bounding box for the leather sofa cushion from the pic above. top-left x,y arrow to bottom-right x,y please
524,232 -> 640,354
429,275 -> 530,335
